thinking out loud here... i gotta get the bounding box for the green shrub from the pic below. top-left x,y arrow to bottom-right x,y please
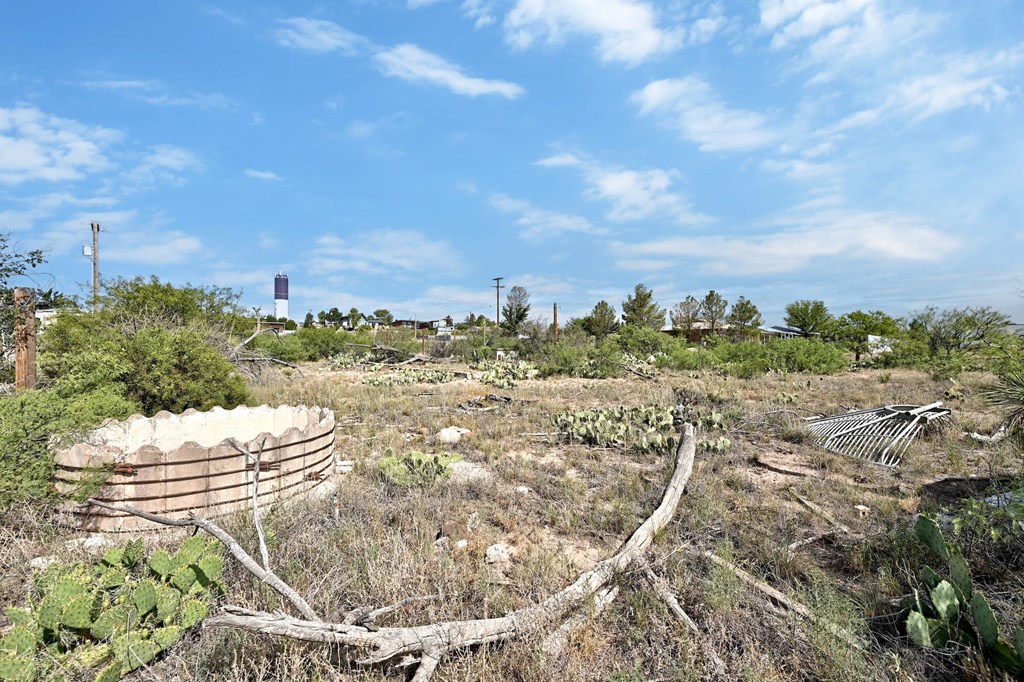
614,325 -> 672,358
0,536 -> 224,680
378,450 -> 461,487
0,374 -> 136,509
711,338 -> 846,377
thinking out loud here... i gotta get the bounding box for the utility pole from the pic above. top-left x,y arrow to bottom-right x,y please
90,222 -> 100,313
492,277 -> 504,326
553,302 -> 558,341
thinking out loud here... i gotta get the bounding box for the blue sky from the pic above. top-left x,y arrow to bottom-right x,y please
2,0 -> 1023,325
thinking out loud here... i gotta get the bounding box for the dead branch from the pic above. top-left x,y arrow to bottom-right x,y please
699,551 -> 863,650
99,424 -> 699,681
790,491 -> 852,535
229,438 -> 271,570
641,567 -> 728,678
84,499 -> 318,621
964,425 -> 1009,444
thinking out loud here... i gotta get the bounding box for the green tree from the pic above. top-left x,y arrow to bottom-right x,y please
622,284 -> 665,330
373,308 -> 395,325
834,310 -> 901,361
581,300 -> 620,338
728,296 -> 762,337
784,299 -> 833,336
501,285 -> 531,334
909,306 -> 1012,358
303,312 -> 315,328
326,307 -> 343,325
101,276 -> 241,323
700,290 -> 728,335
670,296 -> 701,337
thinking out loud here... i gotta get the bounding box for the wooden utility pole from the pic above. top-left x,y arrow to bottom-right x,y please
90,222 -> 100,313
492,277 -> 504,326
14,288 -> 37,390
553,302 -> 558,341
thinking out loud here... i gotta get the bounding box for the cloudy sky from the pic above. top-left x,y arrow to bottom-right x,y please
2,1 -> 1022,324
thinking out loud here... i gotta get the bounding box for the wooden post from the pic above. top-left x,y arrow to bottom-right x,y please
553,302 -> 558,341
14,288 -> 37,390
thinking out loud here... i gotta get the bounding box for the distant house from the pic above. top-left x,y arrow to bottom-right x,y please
340,313 -> 368,331
662,320 -> 733,343
759,325 -> 810,339
392,319 -> 442,332
34,308 -> 59,330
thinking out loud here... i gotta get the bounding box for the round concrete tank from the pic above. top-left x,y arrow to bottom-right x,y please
56,404 -> 335,532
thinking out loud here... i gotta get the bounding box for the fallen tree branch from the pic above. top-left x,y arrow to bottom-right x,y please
641,567 -> 727,678
964,424 -> 1009,444
229,438 -> 271,570
790,491 -> 852,535
98,424 -> 699,680
84,499 -> 318,621
699,551 -> 863,650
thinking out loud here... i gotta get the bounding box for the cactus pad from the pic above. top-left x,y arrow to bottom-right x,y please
971,591 -> 1000,649
132,581 -> 157,617
152,626 -> 182,650
196,556 -> 223,584
93,662 -> 121,682
0,657 -> 37,682
97,567 -> 126,590
154,586 -> 180,624
62,594 -> 96,629
919,565 -> 942,590
914,516 -> 950,562
1015,628 -> 1024,661
148,550 -> 174,578
36,596 -> 62,632
69,642 -> 112,670
906,610 -> 932,647
120,539 -> 144,568
170,566 -> 197,593
173,536 -> 207,568
91,605 -> 140,641
50,577 -> 89,604
179,600 -> 207,629
930,581 -> 959,622
117,636 -> 159,672
1,627 -> 37,657
948,552 -> 972,602
3,610 -> 33,630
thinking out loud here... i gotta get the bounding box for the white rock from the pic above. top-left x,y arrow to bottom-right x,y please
516,485 -> 532,495
455,539 -> 469,550
486,543 -> 512,565
30,556 -> 55,570
438,426 -> 471,444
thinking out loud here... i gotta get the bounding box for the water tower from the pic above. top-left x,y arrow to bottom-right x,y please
274,273 -> 289,320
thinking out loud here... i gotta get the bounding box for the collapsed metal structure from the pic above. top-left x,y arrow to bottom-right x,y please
805,401 -> 951,467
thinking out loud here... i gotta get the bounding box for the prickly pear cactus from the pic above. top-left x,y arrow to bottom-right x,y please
552,405 -> 678,453
915,515 -> 950,562
4,535 -> 225,680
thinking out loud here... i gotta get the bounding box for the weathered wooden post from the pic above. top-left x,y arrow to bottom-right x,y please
14,287 -> 37,390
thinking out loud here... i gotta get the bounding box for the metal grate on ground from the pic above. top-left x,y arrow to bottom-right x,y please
805,402 -> 951,467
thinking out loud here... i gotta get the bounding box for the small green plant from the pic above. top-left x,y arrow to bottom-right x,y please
905,516 -> 1024,675
328,352 -> 365,369
362,368 -> 455,386
552,405 -> 676,453
0,536 -> 224,680
378,450 -> 462,487
701,436 -> 732,453
473,359 -> 536,389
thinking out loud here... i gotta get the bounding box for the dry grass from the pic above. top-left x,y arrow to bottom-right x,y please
2,363 -> 1020,681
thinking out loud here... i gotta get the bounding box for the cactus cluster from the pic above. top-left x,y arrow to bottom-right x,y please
552,405 -> 677,453
906,516 -> 1024,675
378,450 -> 462,488
362,368 -> 455,387
472,359 -> 537,389
0,536 -> 223,681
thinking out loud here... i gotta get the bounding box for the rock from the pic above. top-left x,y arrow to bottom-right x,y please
854,504 -> 870,517
30,556 -> 55,570
485,543 -> 512,566
455,539 -> 469,551
65,535 -> 115,554
449,460 -> 492,484
438,426 -> 471,444
516,485 -> 532,496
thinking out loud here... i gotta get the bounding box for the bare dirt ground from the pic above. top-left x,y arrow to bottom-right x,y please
2,364 -> 1020,681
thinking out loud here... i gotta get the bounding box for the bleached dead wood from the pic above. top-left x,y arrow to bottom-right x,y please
641,567 -> 728,678
791,491 -> 852,535
94,424 -> 699,681
964,424 -> 1009,443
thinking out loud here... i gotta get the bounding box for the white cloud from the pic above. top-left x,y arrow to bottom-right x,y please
0,193 -> 116,232
122,145 -> 202,192
761,0 -> 872,49
463,0 -> 497,28
536,152 -> 710,224
632,77 -> 777,152
613,207 -> 958,275
490,193 -> 601,240
0,105 -> 118,185
104,228 -> 205,265
273,17 -> 367,54
78,77 -> 235,110
309,230 -> 461,275
504,0 -> 682,65
374,44 -> 525,99
244,168 -> 283,181
200,4 -> 245,25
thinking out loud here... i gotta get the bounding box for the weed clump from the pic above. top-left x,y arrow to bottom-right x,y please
378,450 -> 462,487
